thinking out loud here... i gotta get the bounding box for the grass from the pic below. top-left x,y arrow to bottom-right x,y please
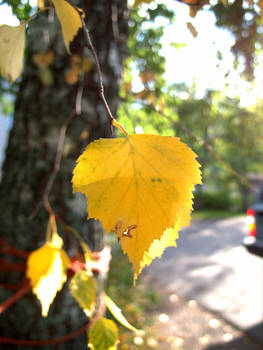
105,235 -> 162,349
192,209 -> 245,221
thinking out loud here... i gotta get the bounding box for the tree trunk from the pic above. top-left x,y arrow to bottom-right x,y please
0,1 -> 128,348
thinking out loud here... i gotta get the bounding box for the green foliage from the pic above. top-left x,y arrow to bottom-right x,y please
88,318 -> 118,350
70,271 -> 97,317
211,0 -> 260,79
1,0 -> 33,21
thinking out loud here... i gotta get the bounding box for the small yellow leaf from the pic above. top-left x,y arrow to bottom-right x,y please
38,0 -> 45,9
0,23 -> 26,82
88,318 -> 119,350
32,51 -> 54,68
52,0 -> 82,53
69,271 -> 97,317
72,134 -> 201,280
105,295 -> 141,334
133,0 -> 153,6
64,66 -> 80,85
26,233 -> 70,317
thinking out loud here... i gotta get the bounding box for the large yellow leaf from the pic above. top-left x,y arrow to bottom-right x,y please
26,232 -> 70,317
52,0 -> 82,53
0,23 -> 26,82
88,318 -> 118,350
73,134 -> 201,280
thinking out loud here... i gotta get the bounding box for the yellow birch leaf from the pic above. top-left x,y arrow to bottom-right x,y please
0,23 -> 26,82
52,0 -> 82,53
69,271 -> 97,317
105,295 -> 142,334
88,318 -> 119,350
72,134 -> 201,280
26,232 -> 70,317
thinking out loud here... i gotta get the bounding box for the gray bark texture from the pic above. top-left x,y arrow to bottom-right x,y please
0,0 -> 128,348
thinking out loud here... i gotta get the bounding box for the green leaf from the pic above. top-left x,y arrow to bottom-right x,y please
69,270 -> 97,317
105,295 -> 142,334
88,318 -> 118,350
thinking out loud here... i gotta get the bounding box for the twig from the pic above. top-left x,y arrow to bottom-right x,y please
76,73 -> 85,115
0,292 -> 106,346
25,6 -> 52,25
29,111 -> 76,220
75,7 -> 115,133
0,238 -> 29,258
0,282 -> 21,291
43,111 -> 76,203
0,282 -> 30,315
0,258 -> 26,272
44,201 -> 83,258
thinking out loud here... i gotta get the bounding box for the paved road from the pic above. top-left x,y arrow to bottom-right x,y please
145,216 -> 263,335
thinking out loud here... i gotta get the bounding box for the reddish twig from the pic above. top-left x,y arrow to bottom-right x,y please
0,281 -> 31,315
0,258 -> 26,272
0,293 -> 106,346
0,238 -> 29,259
0,282 -> 21,291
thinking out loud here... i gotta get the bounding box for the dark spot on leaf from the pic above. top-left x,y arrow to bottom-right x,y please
151,178 -> 162,183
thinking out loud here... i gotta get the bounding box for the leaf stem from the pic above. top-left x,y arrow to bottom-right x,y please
25,6 -> 52,25
0,282 -> 30,315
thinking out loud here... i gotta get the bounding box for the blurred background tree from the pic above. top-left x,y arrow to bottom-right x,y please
0,0 -> 263,348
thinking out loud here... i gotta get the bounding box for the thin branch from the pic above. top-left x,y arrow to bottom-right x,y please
76,73 -> 85,115
0,258 -> 26,272
44,201 -> 83,258
29,111 -> 76,220
0,238 -> 29,258
0,282 -> 30,315
74,7 -> 115,133
0,293 -> 106,346
43,111 -> 76,203
0,282 -> 21,291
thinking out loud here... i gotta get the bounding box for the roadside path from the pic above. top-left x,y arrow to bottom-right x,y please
144,217 -> 263,342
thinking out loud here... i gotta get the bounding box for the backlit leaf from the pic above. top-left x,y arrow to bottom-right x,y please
105,294 -> 141,333
0,23 -> 26,82
70,270 -> 97,317
88,318 -> 118,350
38,0 -> 45,9
26,232 -> 70,317
52,0 -> 82,53
133,0 -> 153,6
32,51 -> 54,68
73,134 -> 201,280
